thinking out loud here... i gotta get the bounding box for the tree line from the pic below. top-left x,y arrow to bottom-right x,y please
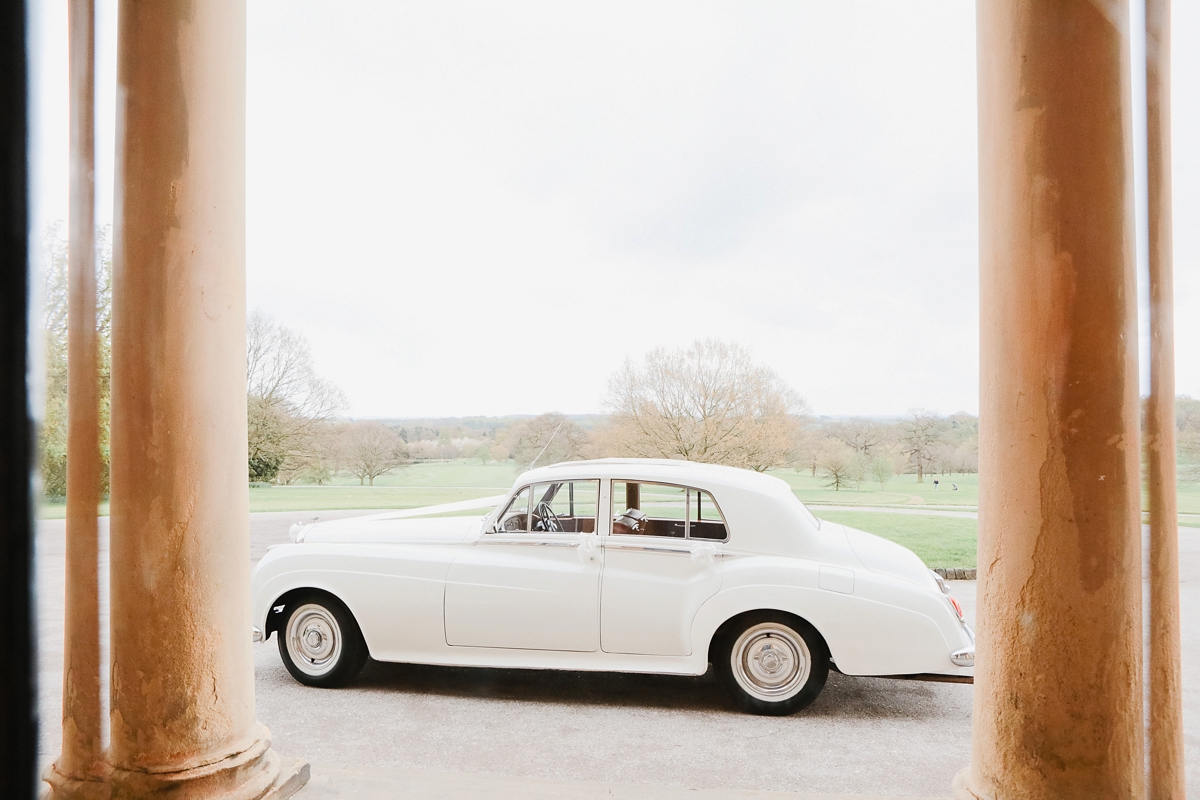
36,227 -> 1200,495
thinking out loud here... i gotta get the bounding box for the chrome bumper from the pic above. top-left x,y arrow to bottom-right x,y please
951,623 -> 975,667
252,626 -> 264,643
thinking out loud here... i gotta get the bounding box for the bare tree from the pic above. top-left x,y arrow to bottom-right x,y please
931,441 -> 957,475
341,422 -> 408,485
276,421 -> 340,485
816,438 -> 856,491
38,224 -> 113,498
503,413 -> 592,469
1176,395 -> 1200,482
830,419 -> 887,457
603,340 -> 809,472
951,441 -> 979,474
247,311 -> 345,482
869,454 -> 894,489
791,423 -> 824,477
848,452 -> 869,490
901,409 -> 943,483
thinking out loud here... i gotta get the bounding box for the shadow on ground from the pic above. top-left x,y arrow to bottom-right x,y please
346,657 -> 960,722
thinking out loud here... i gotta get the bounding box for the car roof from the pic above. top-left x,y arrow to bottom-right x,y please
516,458 -> 794,497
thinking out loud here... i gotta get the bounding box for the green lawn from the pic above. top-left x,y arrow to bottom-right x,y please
1171,479 -> 1200,517
39,501 -> 109,519
769,469 -> 979,508
322,461 -> 519,489
816,510 -> 978,569
36,460 -> 1200,545
245,485 -> 506,513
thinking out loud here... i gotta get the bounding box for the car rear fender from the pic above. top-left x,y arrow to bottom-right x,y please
691,583 -> 962,676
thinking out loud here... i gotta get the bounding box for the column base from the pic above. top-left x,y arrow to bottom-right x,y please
41,762 -> 109,800
42,753 -> 306,800
952,766 -> 985,800
105,725 -> 308,800
260,755 -> 309,800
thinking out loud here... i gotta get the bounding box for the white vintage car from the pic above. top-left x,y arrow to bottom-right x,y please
251,459 -> 974,715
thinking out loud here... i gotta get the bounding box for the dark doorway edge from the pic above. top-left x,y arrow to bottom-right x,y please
0,0 -> 38,797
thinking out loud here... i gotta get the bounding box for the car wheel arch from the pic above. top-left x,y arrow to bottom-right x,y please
707,608 -> 831,667
265,586 -> 356,642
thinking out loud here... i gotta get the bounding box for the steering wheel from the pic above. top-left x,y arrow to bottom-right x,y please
533,501 -> 562,532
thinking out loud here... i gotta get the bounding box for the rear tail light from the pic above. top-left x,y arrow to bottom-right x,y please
949,595 -> 964,620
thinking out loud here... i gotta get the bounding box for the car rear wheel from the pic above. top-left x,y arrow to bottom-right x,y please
277,592 -> 368,688
715,612 -> 828,715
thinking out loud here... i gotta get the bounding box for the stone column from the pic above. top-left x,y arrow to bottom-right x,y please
45,0 -> 106,796
956,1 -> 1143,798
108,1 -> 303,797
1145,1 -> 1185,796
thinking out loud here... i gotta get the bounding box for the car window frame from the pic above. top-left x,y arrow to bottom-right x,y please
608,479 -> 730,543
490,480 -> 604,536
688,486 -> 730,542
530,478 -> 601,534
492,485 -> 532,534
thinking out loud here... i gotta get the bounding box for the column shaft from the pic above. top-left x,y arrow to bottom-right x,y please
959,1 -> 1143,797
52,0 -> 105,790
109,1 -> 283,797
1145,1 -> 1185,796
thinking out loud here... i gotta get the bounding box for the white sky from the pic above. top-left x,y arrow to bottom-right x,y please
28,1 -> 1200,419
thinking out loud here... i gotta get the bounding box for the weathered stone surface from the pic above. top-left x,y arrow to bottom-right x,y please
102,1 -> 305,797
960,1 -> 1144,796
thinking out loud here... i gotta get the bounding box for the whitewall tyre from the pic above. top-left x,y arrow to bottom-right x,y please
715,613 -> 828,716
277,592 -> 368,688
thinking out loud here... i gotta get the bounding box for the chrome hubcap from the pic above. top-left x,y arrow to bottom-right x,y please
286,604 -> 342,677
731,623 -> 810,702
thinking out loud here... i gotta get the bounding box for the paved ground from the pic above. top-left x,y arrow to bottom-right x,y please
34,512 -> 1200,797
296,762 -> 941,799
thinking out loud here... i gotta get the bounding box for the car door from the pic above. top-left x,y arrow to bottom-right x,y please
444,480 -> 603,652
600,481 -> 725,656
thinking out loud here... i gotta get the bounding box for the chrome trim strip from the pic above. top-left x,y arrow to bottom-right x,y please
602,542 -> 735,556
603,543 -> 692,554
475,539 -> 579,548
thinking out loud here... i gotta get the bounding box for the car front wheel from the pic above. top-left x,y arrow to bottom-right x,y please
277,593 -> 368,688
715,612 -> 829,716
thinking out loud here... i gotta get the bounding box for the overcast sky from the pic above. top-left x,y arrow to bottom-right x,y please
29,1 -> 1200,419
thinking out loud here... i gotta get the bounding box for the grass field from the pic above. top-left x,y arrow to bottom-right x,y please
815,510 -> 978,569
771,469 -> 980,508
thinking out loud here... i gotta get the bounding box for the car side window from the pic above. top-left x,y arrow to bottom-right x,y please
611,481 -> 729,541
612,481 -> 687,538
531,480 -> 599,533
689,489 -> 728,541
496,486 -> 530,532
